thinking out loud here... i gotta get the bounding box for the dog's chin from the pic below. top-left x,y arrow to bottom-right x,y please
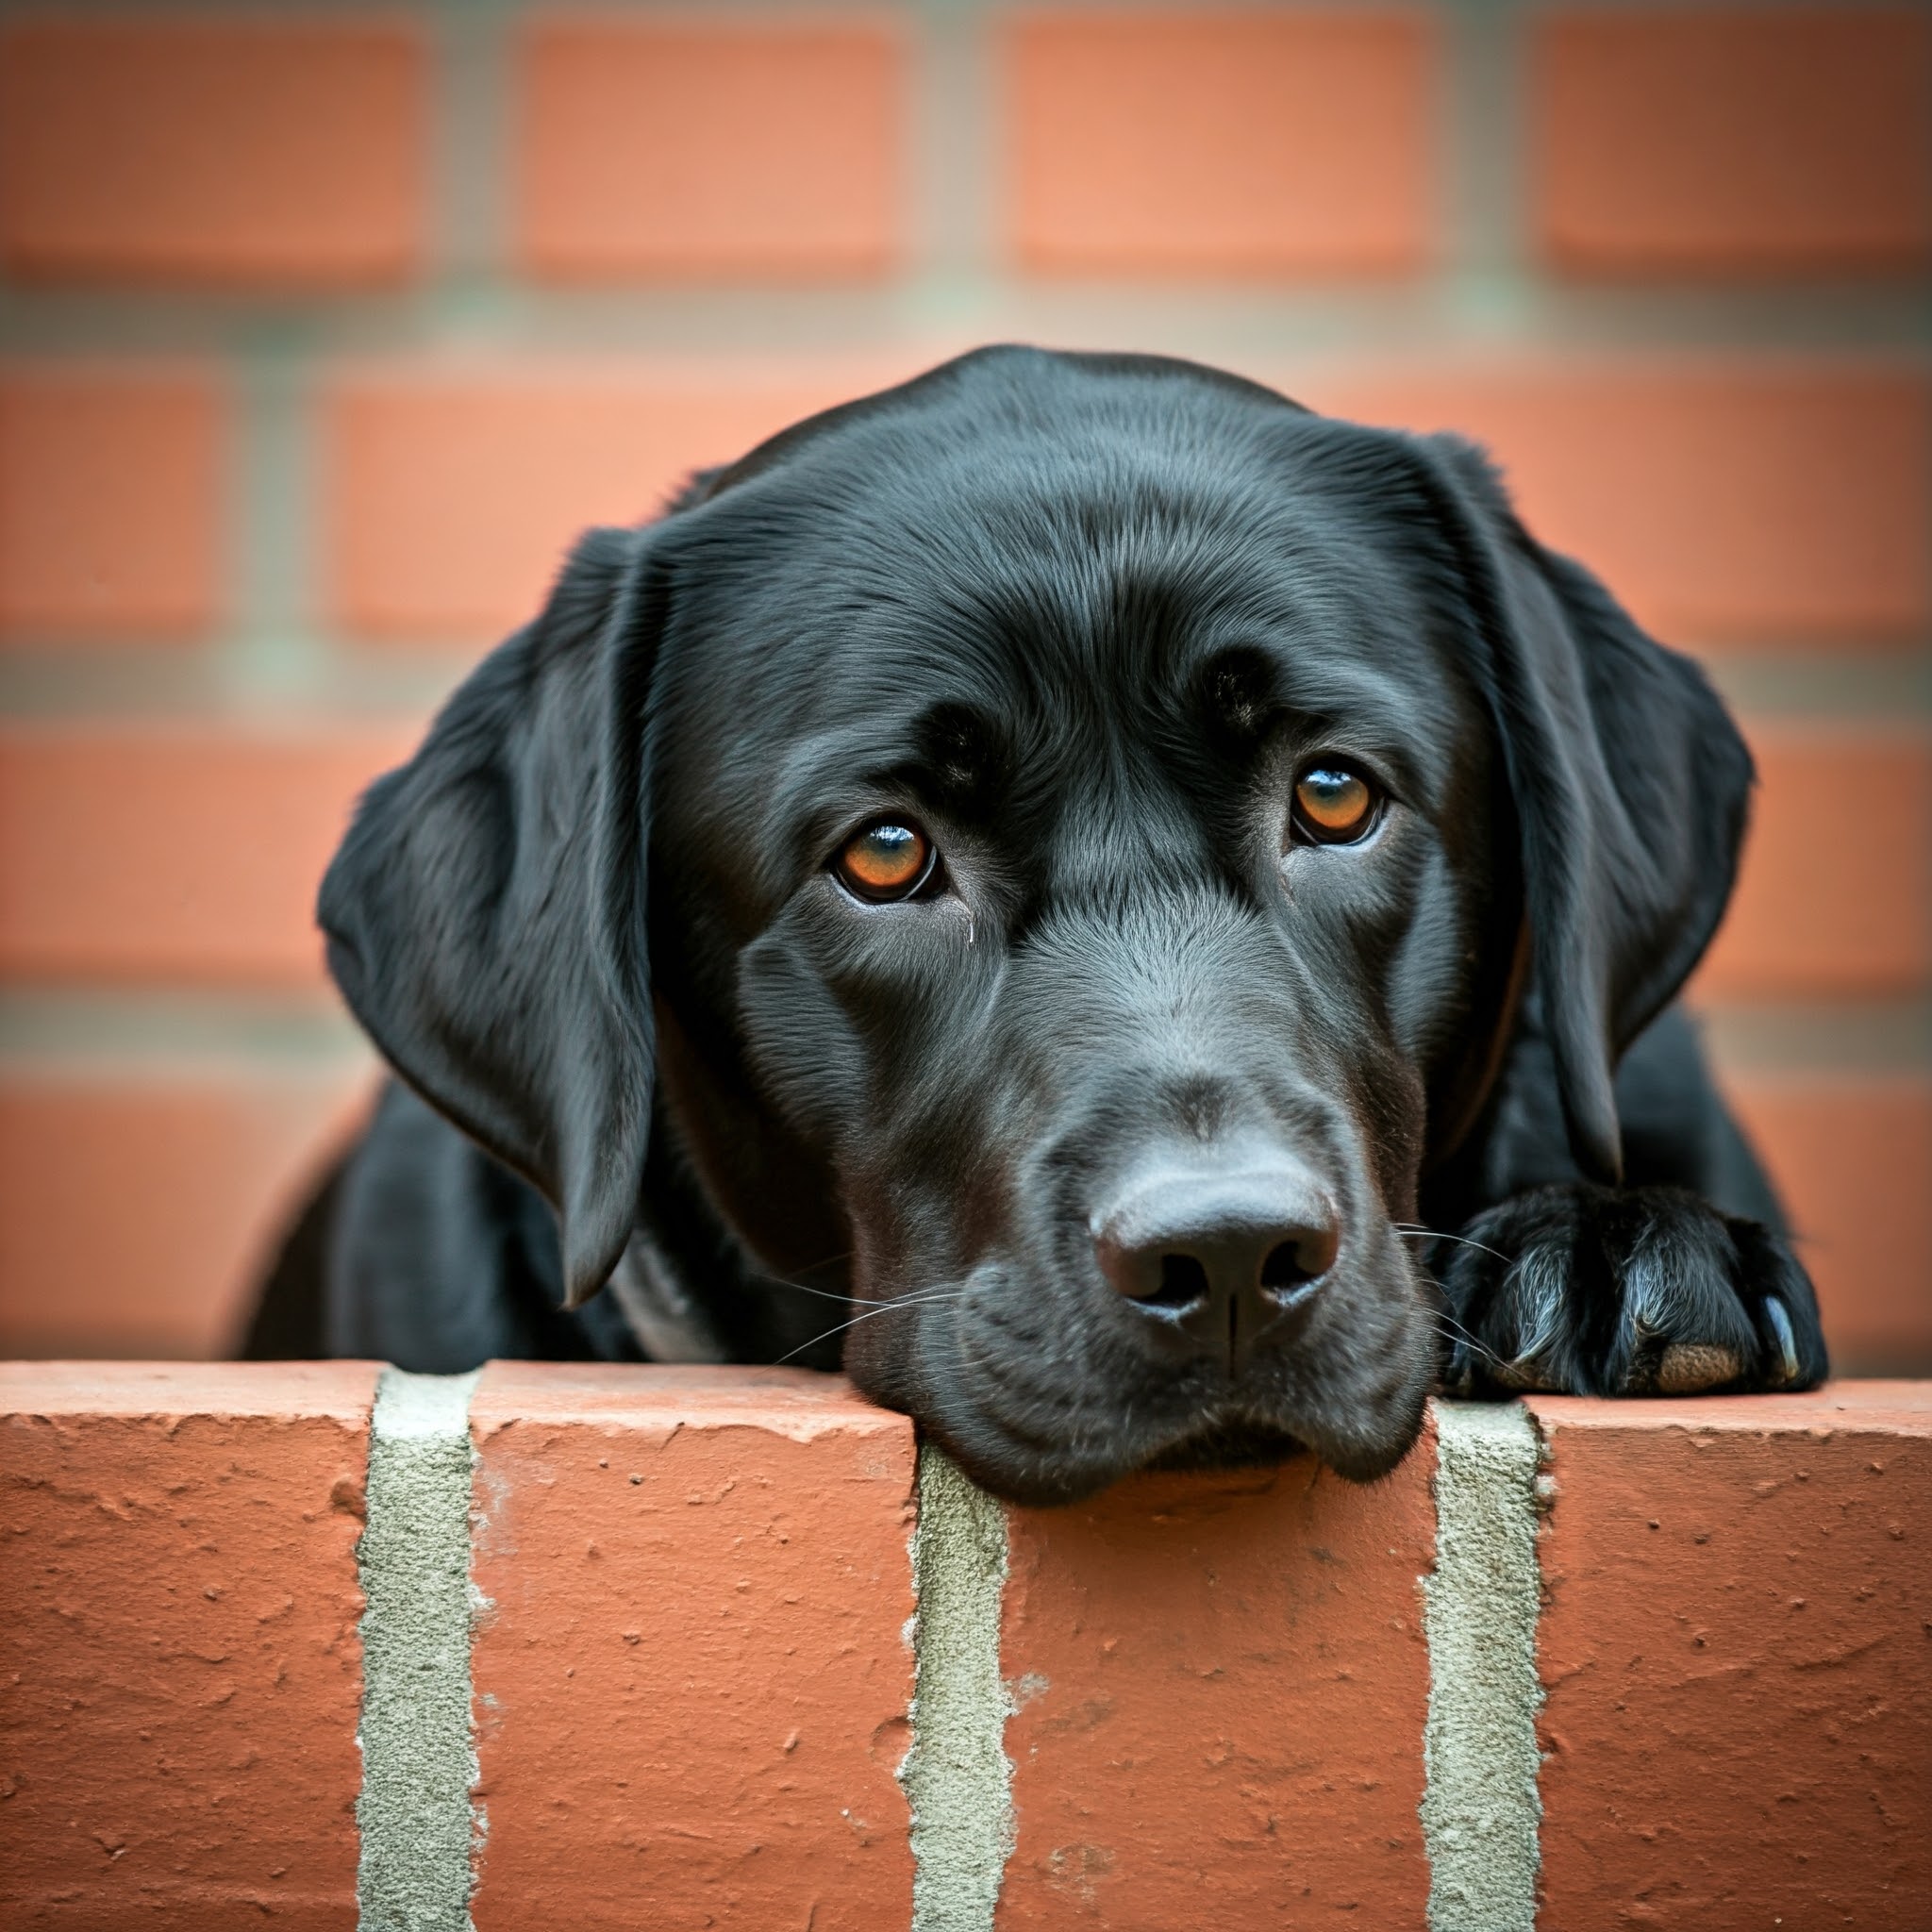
908,1384 -> 1431,1509
1141,1417 -> 1308,1475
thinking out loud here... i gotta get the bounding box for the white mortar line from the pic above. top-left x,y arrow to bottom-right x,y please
899,1442 -> 1015,1932
356,1367 -> 484,1932
1421,1398 -> 1546,1932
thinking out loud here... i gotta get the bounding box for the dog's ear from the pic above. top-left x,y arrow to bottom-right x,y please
319,526 -> 664,1308
1408,435 -> 1753,1185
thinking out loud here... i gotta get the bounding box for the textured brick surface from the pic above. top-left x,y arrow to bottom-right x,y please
0,1360 -> 378,1927
1007,11 -> 1432,275
0,1367 -> 1926,1923
0,1073 -> 372,1361
468,1363 -> 917,1929
1733,1076 -> 1932,1374
1701,727 -> 1931,997
517,22 -> 904,280
0,369 -> 224,642
1528,1384 -> 1932,1930
1535,7 -> 1932,276
0,19 -> 425,288
1313,361 -> 1932,644
325,366 -> 896,638
997,1436 -> 1437,1927
0,723 -> 418,984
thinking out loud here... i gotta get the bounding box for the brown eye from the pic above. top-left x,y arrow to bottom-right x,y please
1291,765 -> 1378,844
836,821 -> 934,901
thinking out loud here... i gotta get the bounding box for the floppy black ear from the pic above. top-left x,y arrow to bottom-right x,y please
319,526 -> 664,1308
1408,436 -> 1753,1185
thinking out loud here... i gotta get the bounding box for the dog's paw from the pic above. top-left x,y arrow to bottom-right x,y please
1430,1184 -> 1827,1399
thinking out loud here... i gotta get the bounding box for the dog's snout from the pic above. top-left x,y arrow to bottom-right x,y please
1092,1158 -> 1339,1358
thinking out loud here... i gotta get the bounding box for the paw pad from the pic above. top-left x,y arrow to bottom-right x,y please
1654,1342 -> 1741,1394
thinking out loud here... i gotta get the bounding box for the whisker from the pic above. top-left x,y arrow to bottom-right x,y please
1415,1283 -> 1511,1372
1426,1314 -> 1507,1371
1391,1224 -> 1511,1266
782,1245 -> 858,1279
773,1289 -> 968,1366
1405,1256 -> 1511,1372
756,1250 -> 914,1307
762,1277 -> 891,1307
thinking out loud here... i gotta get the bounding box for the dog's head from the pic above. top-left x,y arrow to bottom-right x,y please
322,348 -> 1749,1504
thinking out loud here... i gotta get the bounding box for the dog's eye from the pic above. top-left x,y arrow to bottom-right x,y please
835,821 -> 935,901
1291,765 -> 1379,844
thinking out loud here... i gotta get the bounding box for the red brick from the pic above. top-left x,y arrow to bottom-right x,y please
1698,725 -> 1931,998
1535,8 -> 1932,277
1307,360 -> 1931,644
997,1436 -> 1436,1925
0,369 -> 224,642
0,19 -> 426,288
1006,11 -> 1433,276
1526,1385 -> 1932,1928
517,21 -> 904,280
468,1363 -> 916,1929
0,1071 -> 373,1360
0,1360 -> 378,1927
0,721 -> 420,985
325,363 -> 906,640
1729,1075 -> 1932,1374
332,357 -> 1928,646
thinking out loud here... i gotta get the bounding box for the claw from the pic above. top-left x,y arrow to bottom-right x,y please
1762,1296 -> 1801,1387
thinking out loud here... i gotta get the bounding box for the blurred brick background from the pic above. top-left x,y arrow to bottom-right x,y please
0,3 -> 1925,1371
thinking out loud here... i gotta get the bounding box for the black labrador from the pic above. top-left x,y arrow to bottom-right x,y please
248,346 -> 1827,1506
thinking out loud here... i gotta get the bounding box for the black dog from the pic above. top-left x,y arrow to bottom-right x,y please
248,347 -> 1826,1505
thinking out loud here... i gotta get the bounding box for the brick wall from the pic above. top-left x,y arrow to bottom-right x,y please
3,1363 -> 1927,1925
0,5 -> 1926,1369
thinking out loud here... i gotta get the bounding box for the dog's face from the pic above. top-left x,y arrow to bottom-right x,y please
323,349 -> 1748,1504
648,412 -> 1515,1502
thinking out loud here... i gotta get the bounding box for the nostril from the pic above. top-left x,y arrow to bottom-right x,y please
1259,1241 -> 1308,1292
1150,1253 -> 1210,1309
1260,1228 -> 1337,1294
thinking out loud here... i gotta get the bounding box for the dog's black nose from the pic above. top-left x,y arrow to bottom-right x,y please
1092,1157 -> 1338,1364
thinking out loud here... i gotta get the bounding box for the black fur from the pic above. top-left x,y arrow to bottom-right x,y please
249,347 -> 1826,1505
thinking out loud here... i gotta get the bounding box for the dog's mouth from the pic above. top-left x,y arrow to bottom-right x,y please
852,1235 -> 1437,1507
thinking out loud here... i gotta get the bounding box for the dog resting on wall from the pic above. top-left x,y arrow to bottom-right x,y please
248,347 -> 1827,1505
